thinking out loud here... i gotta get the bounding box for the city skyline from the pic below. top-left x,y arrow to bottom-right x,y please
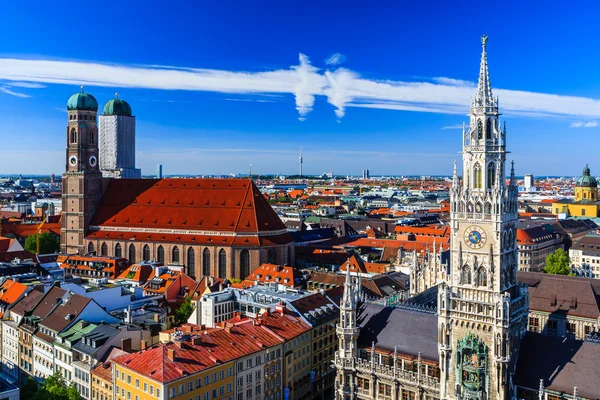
1,2 -> 599,176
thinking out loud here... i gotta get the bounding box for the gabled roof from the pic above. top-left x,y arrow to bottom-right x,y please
290,293 -> 338,326
92,347 -> 131,382
30,285 -> 68,319
339,255 -> 389,275
518,271 -> 600,319
244,264 -> 302,287
39,293 -> 92,333
515,333 -> 600,398
89,178 -> 286,234
9,289 -> 43,317
0,279 -> 28,307
357,303 -> 438,363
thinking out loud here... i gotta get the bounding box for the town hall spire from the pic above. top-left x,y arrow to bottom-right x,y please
474,34 -> 495,108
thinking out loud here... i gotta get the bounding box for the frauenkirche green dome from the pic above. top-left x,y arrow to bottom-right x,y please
103,93 -> 133,116
576,164 -> 598,188
67,86 -> 98,111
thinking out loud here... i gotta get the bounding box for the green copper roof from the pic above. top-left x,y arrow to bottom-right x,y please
577,164 -> 598,188
67,87 -> 98,111
103,94 -> 132,116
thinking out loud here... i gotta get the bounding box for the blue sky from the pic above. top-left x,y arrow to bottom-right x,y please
0,1 -> 599,177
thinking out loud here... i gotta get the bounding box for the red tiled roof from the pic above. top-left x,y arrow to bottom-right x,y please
0,279 -> 28,312
116,263 -> 154,283
113,319 -> 284,383
244,264 -> 302,287
92,347 -> 131,382
89,178 -> 286,234
339,255 -> 389,275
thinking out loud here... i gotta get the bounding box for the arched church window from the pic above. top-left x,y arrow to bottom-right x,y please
485,202 -> 492,214
88,242 -> 95,254
89,131 -> 94,144
475,202 -> 482,213
462,265 -> 471,285
240,249 -> 250,279
473,163 -> 482,189
172,246 -> 180,263
100,242 -> 108,256
477,120 -> 483,140
128,244 -> 136,263
187,248 -> 195,277
218,249 -> 227,278
143,245 -> 150,262
478,268 -> 488,287
203,248 -> 211,276
115,243 -> 122,258
157,245 -> 165,264
486,118 -> 492,139
70,128 -> 77,144
487,162 -> 496,189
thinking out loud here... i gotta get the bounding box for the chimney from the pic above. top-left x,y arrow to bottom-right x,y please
140,340 -> 147,351
167,348 -> 176,361
121,338 -> 132,352
192,337 -> 202,345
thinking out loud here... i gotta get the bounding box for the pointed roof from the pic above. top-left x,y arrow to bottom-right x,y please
475,35 -> 494,107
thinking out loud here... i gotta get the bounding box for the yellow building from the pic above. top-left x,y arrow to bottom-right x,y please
553,164 -> 600,217
112,341 -> 234,400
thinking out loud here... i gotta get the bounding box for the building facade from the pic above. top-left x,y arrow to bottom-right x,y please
552,165 -> 600,218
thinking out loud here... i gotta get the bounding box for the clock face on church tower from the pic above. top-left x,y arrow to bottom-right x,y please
464,225 -> 487,249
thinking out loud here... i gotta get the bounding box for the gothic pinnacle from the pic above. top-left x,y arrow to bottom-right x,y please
475,34 -> 494,107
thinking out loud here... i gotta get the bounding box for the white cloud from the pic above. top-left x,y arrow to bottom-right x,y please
325,53 -> 346,66
570,121 -> 598,128
0,55 -> 599,121
6,81 -> 45,88
432,77 -> 476,87
0,87 -> 31,98
442,124 -> 464,130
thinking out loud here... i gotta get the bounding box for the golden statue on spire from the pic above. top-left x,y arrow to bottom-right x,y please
481,35 -> 488,47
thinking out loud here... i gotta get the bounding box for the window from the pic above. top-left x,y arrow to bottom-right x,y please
477,120 -> 483,140
188,382 -> 193,391
157,245 -> 165,264
203,248 -> 211,276
462,265 -> 471,285
143,245 -> 151,262
135,379 -> 139,388
204,376 -> 209,386
529,317 -> 540,332
88,242 -> 95,254
567,322 -> 577,337
256,370 -> 261,380
115,243 -> 122,258
487,163 -> 496,189
70,128 -> 77,144
473,163 -> 482,189
196,378 -> 201,389
486,118 -> 492,140
240,250 -> 250,278
144,383 -> 148,392
247,359 -> 253,368
172,246 -> 180,264
89,130 -> 95,144
218,249 -> 227,278
267,248 -> 276,264
256,356 -> 261,365
247,374 -> 252,384
582,208 -> 586,216
101,242 -> 108,256
547,319 -> 558,335
129,244 -> 136,263
187,248 -> 195,277
478,268 -> 487,287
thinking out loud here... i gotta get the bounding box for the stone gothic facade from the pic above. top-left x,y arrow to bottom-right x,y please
334,36 -> 529,400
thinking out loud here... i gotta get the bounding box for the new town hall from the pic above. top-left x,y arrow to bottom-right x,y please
334,37 -> 597,400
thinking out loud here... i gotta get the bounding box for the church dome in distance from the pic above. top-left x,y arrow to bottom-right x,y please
576,164 -> 598,188
67,86 -> 98,111
102,93 -> 132,116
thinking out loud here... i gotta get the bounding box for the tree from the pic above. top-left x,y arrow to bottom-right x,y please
543,248 -> 573,275
173,296 -> 194,326
20,373 -> 80,400
24,232 -> 60,254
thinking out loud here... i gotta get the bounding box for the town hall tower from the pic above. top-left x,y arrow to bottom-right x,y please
438,36 -> 529,400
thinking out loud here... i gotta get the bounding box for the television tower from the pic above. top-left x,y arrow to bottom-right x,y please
299,147 -> 303,178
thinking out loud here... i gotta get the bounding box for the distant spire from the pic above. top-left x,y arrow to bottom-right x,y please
80,85 -> 85,92
299,147 -> 303,178
452,160 -> 459,186
510,160 -> 516,185
538,379 -> 544,400
342,260 -> 355,309
475,35 -> 494,108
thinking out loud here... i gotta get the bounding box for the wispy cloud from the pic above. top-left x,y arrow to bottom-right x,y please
0,87 -> 31,98
325,53 -> 346,66
7,81 -> 45,89
0,55 -> 599,121
570,121 -> 598,128
442,124 -> 464,130
432,77 -> 476,88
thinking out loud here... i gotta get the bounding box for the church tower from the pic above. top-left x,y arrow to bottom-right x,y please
437,36 -> 529,400
61,87 -> 104,254
335,263 -> 359,400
